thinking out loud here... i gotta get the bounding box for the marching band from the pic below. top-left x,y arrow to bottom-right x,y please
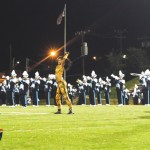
1,68 -> 150,107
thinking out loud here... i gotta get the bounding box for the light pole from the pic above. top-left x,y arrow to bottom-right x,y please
12,57 -> 21,69
9,44 -> 12,73
75,30 -> 89,75
26,58 -> 30,72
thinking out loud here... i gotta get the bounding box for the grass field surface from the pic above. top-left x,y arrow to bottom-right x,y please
0,105 -> 150,150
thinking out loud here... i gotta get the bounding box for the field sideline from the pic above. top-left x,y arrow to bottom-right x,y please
0,105 -> 150,150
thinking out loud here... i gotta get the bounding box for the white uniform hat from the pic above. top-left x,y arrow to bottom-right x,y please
68,83 -> 72,87
22,71 -> 29,77
35,71 -> 40,77
11,70 -> 17,77
139,71 -> 145,79
48,74 -> 55,79
91,70 -> 97,78
145,69 -> 150,76
48,74 -> 51,79
106,76 -> 111,82
82,75 -> 87,82
119,70 -> 125,78
86,76 -> 91,80
99,77 -> 103,83
76,79 -> 83,85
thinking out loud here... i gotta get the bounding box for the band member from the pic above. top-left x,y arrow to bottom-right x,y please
111,70 -> 125,106
30,71 -> 41,106
76,79 -> 86,105
144,69 -> 150,105
8,70 -> 18,106
82,75 -> 88,105
104,77 -> 111,105
87,71 -> 97,106
14,82 -> 20,106
0,80 -> 7,106
67,83 -> 76,104
4,76 -> 10,106
123,88 -> 130,105
54,52 -> 73,114
132,84 -> 140,105
96,77 -> 104,105
19,71 -> 30,107
43,74 -> 53,106
139,71 -> 147,105
130,69 -> 150,105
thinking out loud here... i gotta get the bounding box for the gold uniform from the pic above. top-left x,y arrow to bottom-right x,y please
55,55 -> 72,110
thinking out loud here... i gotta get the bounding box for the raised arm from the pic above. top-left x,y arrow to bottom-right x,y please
62,52 -> 69,66
63,52 -> 69,60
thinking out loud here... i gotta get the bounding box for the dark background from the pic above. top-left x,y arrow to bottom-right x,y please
0,0 -> 150,83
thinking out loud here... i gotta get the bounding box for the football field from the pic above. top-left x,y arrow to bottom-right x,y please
0,105 -> 150,150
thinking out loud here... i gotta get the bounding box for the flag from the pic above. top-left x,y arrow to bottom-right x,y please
57,7 -> 65,25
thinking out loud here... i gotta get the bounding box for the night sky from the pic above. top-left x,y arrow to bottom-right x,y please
0,0 -> 150,82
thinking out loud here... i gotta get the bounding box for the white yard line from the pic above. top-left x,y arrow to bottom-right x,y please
3,126 -> 103,133
0,112 -> 49,115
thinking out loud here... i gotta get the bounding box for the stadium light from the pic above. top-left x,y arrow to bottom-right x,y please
50,51 -> 56,56
49,50 -> 57,58
93,56 -> 97,60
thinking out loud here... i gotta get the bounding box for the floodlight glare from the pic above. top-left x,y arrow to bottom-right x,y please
50,51 -> 56,56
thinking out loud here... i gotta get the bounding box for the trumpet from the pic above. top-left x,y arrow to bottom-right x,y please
111,74 -> 120,80
130,73 -> 141,77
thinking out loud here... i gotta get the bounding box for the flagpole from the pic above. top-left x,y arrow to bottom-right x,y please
64,4 -> 67,80
9,44 -> 12,73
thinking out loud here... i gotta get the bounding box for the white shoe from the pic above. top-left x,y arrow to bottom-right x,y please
98,104 -> 102,106
2,104 -> 6,106
118,104 -> 123,106
9,105 -> 15,108
145,104 -> 150,106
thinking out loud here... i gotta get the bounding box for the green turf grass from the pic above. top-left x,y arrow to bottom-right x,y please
0,105 -> 150,150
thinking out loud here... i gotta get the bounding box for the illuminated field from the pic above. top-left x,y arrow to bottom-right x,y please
0,105 -> 150,150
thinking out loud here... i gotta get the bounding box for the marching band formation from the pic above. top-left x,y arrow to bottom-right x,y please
0,70 -> 57,107
1,68 -> 150,107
